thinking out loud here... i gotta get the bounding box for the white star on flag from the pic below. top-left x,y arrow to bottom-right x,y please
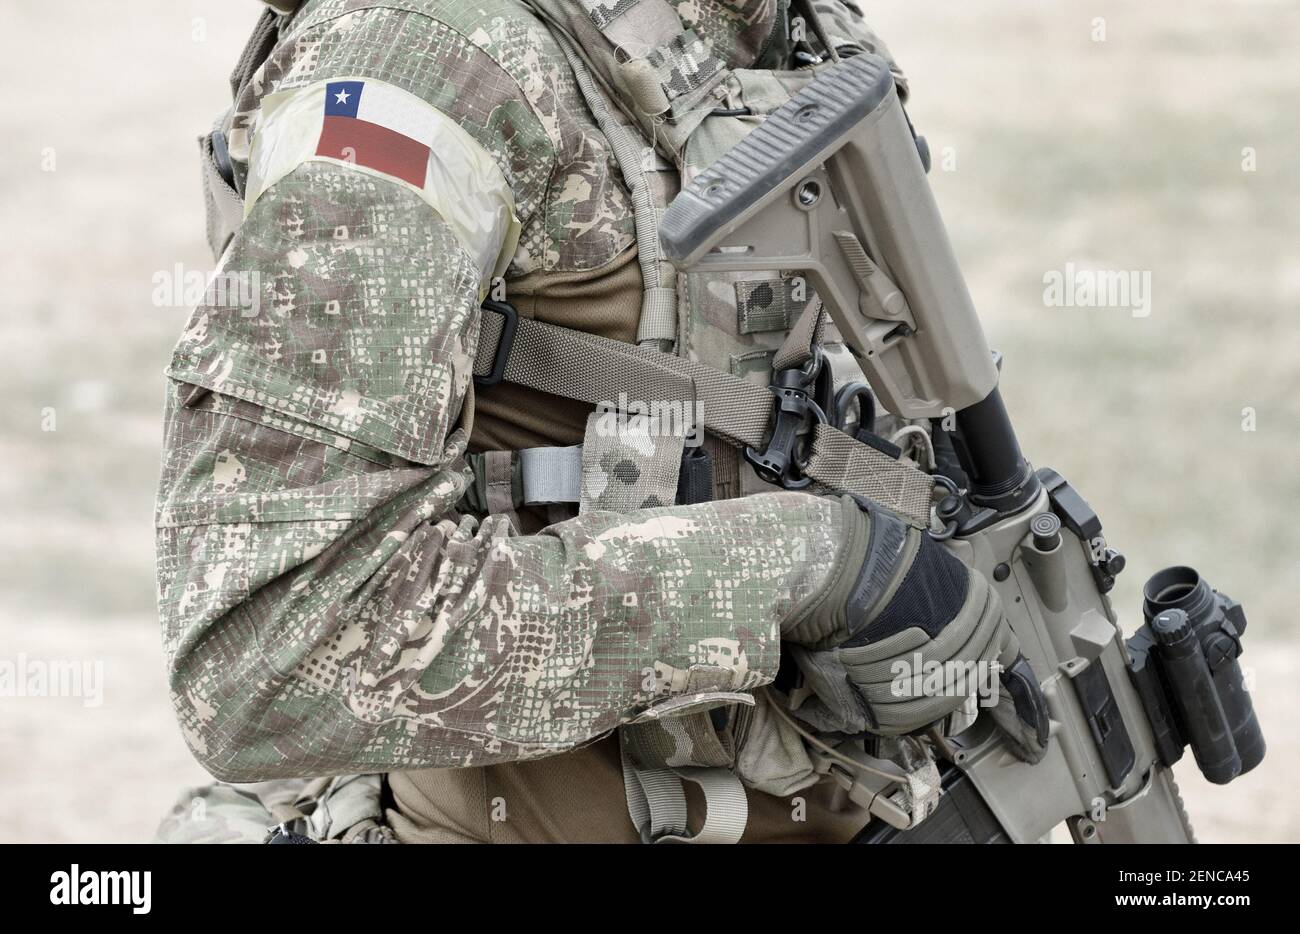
334,89 -> 350,105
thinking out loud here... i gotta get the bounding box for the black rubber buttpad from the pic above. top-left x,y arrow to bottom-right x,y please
659,53 -> 896,266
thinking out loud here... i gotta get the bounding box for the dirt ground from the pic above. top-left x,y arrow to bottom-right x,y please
0,1 -> 1295,842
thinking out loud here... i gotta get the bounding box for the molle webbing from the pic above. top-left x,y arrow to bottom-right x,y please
575,0 -> 727,110
523,0 -> 728,160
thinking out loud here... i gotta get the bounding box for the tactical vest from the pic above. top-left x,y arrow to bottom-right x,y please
208,0 -> 939,844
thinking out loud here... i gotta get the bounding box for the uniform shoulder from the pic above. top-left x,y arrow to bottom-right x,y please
262,0 -> 566,218
289,0 -> 566,125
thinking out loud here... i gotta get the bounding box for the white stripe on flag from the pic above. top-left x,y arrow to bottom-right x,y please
356,81 -> 439,146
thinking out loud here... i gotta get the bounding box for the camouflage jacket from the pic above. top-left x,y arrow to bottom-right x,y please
157,0 -> 895,782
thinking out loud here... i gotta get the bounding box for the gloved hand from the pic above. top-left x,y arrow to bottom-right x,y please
781,495 -> 1049,763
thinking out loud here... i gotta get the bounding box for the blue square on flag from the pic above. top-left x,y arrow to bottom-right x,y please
324,81 -> 363,118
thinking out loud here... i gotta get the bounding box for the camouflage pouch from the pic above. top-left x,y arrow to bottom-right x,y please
733,687 -> 819,796
524,0 -> 743,163
622,693 -> 755,772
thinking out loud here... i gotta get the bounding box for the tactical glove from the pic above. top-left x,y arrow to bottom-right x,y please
782,495 -> 1049,764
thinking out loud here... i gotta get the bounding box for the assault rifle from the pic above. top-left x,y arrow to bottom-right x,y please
659,52 -> 1264,843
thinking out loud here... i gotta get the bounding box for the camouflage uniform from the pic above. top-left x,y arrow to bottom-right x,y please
157,0 -> 912,842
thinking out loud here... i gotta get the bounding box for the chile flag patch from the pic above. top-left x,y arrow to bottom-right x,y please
315,80 -> 435,188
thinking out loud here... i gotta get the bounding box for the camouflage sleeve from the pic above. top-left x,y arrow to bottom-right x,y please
157,3 -> 847,781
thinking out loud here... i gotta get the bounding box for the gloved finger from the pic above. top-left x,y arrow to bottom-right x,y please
841,649 -> 988,731
837,625 -> 930,677
937,572 -> 1004,669
976,590 -> 1023,672
795,639 -> 968,737
845,619 -> 1022,738
843,646 -> 984,735
840,575 -> 1000,693
854,680 -> 969,735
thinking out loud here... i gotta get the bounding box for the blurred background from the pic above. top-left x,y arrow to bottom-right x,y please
0,0 -> 1295,842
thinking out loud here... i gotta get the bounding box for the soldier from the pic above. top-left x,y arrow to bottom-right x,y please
155,0 -> 1046,844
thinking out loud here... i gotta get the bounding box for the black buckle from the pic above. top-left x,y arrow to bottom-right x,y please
475,299 -> 518,388
744,352 -> 827,489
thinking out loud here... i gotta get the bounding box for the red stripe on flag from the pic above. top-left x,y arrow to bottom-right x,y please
316,115 -> 430,188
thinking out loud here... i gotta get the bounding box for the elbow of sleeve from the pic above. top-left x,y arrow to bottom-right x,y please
181,733 -> 261,786
164,602 -> 301,783
168,688 -> 264,785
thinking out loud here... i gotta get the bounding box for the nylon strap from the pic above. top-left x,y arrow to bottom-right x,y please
478,311 -> 699,413
473,309 -> 935,527
803,423 -> 934,520
519,445 -> 583,504
460,447 -> 583,514
621,749 -> 749,844
773,300 -> 827,372
483,450 -> 521,529
231,7 -> 284,102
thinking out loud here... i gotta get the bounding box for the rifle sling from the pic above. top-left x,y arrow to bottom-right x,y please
472,306 -> 935,528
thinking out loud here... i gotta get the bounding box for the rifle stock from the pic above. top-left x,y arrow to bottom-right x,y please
660,52 -> 997,421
